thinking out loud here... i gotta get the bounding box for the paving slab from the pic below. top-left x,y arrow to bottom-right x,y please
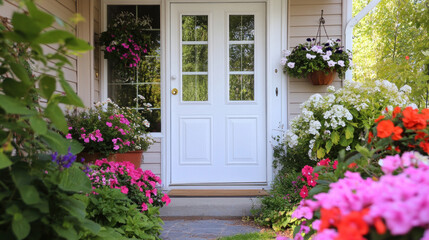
160,218 -> 262,240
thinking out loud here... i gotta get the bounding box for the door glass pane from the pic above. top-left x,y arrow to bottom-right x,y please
229,15 -> 254,41
229,75 -> 254,101
229,44 -> 254,71
182,16 -> 208,41
182,45 -> 208,72
182,75 -> 208,101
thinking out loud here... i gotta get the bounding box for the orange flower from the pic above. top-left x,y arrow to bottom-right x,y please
392,126 -> 403,141
392,106 -> 402,118
348,162 -> 358,169
377,120 -> 395,138
374,115 -> 385,123
373,217 -> 386,235
320,208 -> 341,231
335,210 -> 369,240
420,141 -> 429,154
368,132 -> 374,144
422,108 -> 429,120
402,107 -> 427,130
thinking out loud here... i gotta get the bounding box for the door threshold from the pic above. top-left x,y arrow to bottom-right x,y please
168,189 -> 269,197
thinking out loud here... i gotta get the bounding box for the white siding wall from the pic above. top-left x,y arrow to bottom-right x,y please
93,0 -> 101,103
142,138 -> 161,177
287,0 -> 344,122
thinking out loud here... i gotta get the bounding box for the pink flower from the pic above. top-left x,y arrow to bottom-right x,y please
122,43 -> 129,49
301,165 -> 313,177
148,198 -> 153,204
66,133 -> 72,139
332,160 -> 338,169
68,127 -> 73,130
106,122 -> 113,127
300,186 -> 308,198
84,138 -> 90,143
113,145 -> 120,150
141,203 -> 148,211
161,194 -> 171,206
120,186 -> 128,194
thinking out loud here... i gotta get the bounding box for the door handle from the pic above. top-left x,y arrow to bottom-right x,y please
171,88 -> 178,95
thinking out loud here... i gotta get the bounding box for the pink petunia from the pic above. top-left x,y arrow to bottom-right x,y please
120,186 -> 129,194
106,122 -> 113,127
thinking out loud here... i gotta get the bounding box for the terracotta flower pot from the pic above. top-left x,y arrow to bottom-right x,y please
307,69 -> 336,85
107,150 -> 144,169
78,150 -> 144,169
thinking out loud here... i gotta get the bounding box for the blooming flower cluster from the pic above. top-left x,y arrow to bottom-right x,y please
371,106 -> 429,155
285,80 -> 412,160
88,159 -> 170,211
105,35 -> 147,68
51,148 -> 79,169
292,152 -> 429,240
281,38 -> 352,79
298,158 -> 338,199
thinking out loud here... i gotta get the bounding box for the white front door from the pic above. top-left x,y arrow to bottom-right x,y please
170,3 -> 266,185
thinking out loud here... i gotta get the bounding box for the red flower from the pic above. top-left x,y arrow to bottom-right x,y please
335,209 -> 369,240
317,158 -> 331,166
374,115 -> 385,123
402,107 -> 427,130
320,208 -> 341,231
395,146 -> 401,153
373,217 -> 387,234
377,120 -> 395,138
415,131 -> 428,141
405,55 -> 410,60
348,162 -> 357,169
392,126 -> 403,141
368,132 -> 374,144
420,141 -> 429,154
301,165 -> 313,177
300,185 -> 308,198
392,106 -> 401,118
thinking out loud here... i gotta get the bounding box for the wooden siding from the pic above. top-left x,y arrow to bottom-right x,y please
287,0 -> 344,122
142,139 -> 162,176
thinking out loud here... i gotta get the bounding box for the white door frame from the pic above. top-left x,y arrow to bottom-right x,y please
100,0 -> 287,190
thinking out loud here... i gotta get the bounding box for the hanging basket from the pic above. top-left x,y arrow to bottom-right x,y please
307,69 -> 336,85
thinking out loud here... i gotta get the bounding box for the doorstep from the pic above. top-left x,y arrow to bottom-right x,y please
160,189 -> 268,217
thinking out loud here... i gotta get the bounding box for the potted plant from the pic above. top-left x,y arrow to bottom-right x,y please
99,11 -> 154,81
281,38 -> 352,85
66,97 -> 153,168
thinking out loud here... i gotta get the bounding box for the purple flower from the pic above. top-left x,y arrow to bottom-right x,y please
306,38 -> 311,42
51,148 -> 76,169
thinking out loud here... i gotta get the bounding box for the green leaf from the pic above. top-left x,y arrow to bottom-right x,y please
9,63 -> 30,85
331,131 -> 340,144
35,30 -> 74,44
53,225 -> 78,240
81,219 -> 101,234
316,148 -> 325,159
24,0 -> 55,29
345,125 -> 354,140
11,12 -> 41,39
39,75 -> 56,100
59,167 -> 92,193
0,95 -> 35,115
65,38 -> 93,52
2,78 -> 28,97
355,144 -> 371,158
18,185 -> 41,205
60,197 -> 86,221
69,140 -> 84,155
29,116 -> 48,135
23,209 -> 40,222
58,78 -> 84,107
0,152 -> 12,169
33,202 -> 49,214
40,130 -> 69,154
308,184 -> 330,197
325,140 -> 333,154
45,102 -> 68,133
12,213 -> 30,240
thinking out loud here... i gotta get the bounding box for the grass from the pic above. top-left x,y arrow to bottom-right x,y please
217,232 -> 277,240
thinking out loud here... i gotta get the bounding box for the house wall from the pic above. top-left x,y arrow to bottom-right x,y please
287,0 -> 344,122
1,0 -> 78,93
93,0 -> 101,103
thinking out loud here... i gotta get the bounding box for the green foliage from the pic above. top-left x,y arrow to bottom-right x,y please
272,135 -> 314,173
85,187 -> 163,240
252,172 -> 303,231
217,232 -> 276,240
282,39 -> 352,79
353,0 -> 429,107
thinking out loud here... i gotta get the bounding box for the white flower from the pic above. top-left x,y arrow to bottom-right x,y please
327,39 -> 334,46
287,62 -> 295,68
346,146 -> 351,151
322,55 -> 330,61
143,120 -> 150,128
285,131 -> 299,148
327,60 -> 336,67
408,103 -> 418,109
280,57 -> 287,66
282,49 -> 291,57
326,50 -> 332,56
306,53 -> 316,59
337,60 -> 345,67
310,46 -> 320,52
327,86 -> 335,92
309,120 -> 321,135
400,85 -> 412,94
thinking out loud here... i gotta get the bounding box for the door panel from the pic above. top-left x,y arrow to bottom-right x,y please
170,3 -> 266,185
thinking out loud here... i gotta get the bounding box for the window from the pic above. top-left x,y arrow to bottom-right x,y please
106,5 -> 161,132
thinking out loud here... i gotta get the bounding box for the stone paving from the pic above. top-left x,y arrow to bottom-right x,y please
160,218 -> 262,240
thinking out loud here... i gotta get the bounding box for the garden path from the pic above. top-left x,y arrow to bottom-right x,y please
160,217 -> 261,240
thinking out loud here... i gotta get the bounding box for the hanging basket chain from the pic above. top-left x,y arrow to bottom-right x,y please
315,10 -> 330,44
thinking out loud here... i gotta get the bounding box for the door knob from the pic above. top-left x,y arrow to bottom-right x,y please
171,88 -> 178,95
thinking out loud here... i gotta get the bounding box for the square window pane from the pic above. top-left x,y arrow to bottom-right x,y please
139,56 -> 160,83
108,84 -> 138,107
142,31 -> 161,53
140,109 -> 161,132
229,75 -> 254,101
182,44 -> 208,72
229,44 -> 254,71
182,15 -> 208,41
137,84 -> 161,109
182,75 -> 208,101
229,15 -> 254,41
108,61 -> 138,83
137,5 -> 160,29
